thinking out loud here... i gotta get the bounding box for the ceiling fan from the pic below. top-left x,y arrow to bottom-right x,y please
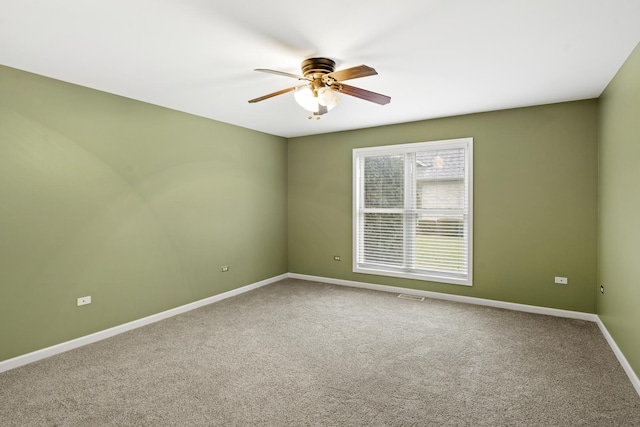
248,57 -> 391,117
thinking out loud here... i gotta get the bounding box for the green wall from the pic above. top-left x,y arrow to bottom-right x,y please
598,42 -> 640,378
0,65 -> 288,362
4,56 -> 629,368
288,101 -> 598,313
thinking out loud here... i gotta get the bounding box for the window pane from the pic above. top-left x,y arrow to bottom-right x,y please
361,212 -> 404,267
415,216 -> 467,273
364,155 -> 404,208
415,149 -> 465,211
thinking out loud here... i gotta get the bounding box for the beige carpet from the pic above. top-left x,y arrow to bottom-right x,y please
1,278 -> 639,426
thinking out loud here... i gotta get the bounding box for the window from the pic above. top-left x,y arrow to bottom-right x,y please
353,138 -> 473,286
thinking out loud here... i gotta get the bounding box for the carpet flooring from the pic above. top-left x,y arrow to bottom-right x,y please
1,278 -> 639,426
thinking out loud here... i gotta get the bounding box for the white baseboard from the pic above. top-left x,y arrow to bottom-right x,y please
4,271 -> 639,399
0,274 -> 288,374
287,273 -> 640,397
288,273 -> 598,321
595,317 -> 640,397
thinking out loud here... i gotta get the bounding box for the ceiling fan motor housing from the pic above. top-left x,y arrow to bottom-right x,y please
301,57 -> 336,77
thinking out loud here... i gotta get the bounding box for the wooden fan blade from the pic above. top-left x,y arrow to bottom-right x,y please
327,65 -> 377,82
248,86 -> 299,103
255,68 -> 306,80
334,83 -> 391,105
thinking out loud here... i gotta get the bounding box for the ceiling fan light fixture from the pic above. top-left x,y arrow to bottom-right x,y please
317,87 -> 339,109
294,86 -> 319,112
294,85 -> 339,113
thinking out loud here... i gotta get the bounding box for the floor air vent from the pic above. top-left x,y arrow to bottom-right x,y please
397,294 -> 425,302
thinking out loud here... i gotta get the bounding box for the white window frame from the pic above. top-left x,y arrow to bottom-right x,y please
352,137 -> 473,286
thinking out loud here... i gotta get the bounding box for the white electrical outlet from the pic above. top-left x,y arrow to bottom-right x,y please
221,266 -> 229,272
554,277 -> 568,285
77,296 -> 91,306
333,256 -> 341,261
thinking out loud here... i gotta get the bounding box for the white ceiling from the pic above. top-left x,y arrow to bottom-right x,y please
1,0 -> 639,138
